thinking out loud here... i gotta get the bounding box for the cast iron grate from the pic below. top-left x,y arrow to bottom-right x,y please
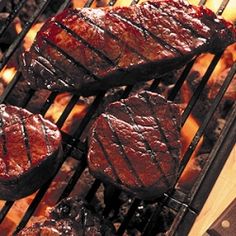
0,0 -> 235,235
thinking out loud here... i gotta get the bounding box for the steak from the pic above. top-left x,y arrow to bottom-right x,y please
0,105 -> 62,200
17,197 -> 116,236
21,0 -> 236,96
88,91 -> 181,200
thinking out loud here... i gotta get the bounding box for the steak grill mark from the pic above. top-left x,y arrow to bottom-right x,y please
0,109 -> 7,157
33,46 -> 77,89
104,114 -> 144,188
93,131 -> 122,184
148,2 -> 207,40
0,0 -> 235,233
38,115 -> 53,155
120,100 -> 171,188
74,9 -> 150,62
88,91 -> 181,200
54,21 -> 119,68
140,92 -> 179,162
19,113 -> 32,165
42,37 -> 102,81
109,12 -> 182,55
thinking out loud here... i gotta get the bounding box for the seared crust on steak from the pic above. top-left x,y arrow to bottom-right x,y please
88,91 -> 181,200
0,105 -> 62,200
21,0 -> 236,96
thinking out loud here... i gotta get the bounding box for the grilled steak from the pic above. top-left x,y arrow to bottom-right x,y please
88,91 -> 181,200
21,0 -> 236,96
17,197 -> 116,236
0,105 -> 62,200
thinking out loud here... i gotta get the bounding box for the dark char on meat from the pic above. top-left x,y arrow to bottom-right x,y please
17,197 -> 116,236
0,105 -> 62,200
21,0 -> 236,96
88,91 -> 181,200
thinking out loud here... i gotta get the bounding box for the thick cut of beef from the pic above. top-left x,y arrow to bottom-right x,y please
21,0 -> 236,96
0,105 -> 62,200
88,91 -> 181,200
17,197 -> 116,236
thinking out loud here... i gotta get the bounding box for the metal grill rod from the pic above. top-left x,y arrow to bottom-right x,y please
0,0 -> 80,233
0,0 -> 27,37
151,0 -> 206,96
173,102 -> 236,235
139,1 -> 233,235
0,0 -> 51,71
217,0 -> 231,15
143,50 -> 234,236
62,0 -> 143,205
0,201 -> 13,224
13,90 -> 105,234
190,102 -> 236,210
179,62 -> 236,180
181,51 -> 224,124
0,0 -> 234,235
56,95 -> 80,128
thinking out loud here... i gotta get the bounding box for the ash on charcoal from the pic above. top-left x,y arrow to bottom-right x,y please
196,153 -> 210,169
107,191 -> 176,235
69,168 -> 106,213
208,69 -> 236,101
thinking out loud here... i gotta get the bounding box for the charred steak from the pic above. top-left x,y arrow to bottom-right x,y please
0,105 -> 62,200
21,0 -> 236,96
88,91 -> 181,200
17,197 -> 116,236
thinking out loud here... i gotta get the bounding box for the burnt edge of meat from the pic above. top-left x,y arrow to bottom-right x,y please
20,0 -> 236,96
0,148 -> 62,200
88,91 -> 181,200
17,197 -> 116,236
0,104 -> 62,200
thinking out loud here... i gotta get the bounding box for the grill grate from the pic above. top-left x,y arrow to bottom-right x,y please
0,0 -> 235,235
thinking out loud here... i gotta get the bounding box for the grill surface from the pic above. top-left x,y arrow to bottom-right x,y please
0,0 -> 235,235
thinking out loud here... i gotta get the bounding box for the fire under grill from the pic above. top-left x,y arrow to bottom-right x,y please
0,0 -> 235,235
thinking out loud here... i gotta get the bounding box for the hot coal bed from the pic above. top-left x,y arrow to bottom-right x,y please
0,0 -> 235,235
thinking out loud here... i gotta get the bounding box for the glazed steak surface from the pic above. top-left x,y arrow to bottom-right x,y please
17,197 -> 116,236
21,0 -> 236,96
0,105 -> 62,200
88,91 -> 181,200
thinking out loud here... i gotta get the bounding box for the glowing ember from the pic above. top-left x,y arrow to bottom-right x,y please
45,93 -> 88,134
185,0 -> 236,22
73,0 -> 95,8
0,66 -> 17,84
179,114 -> 204,187
181,115 -> 203,157
0,0 -> 235,234
0,194 -> 35,235
15,22 -> 43,50
178,82 -> 204,188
